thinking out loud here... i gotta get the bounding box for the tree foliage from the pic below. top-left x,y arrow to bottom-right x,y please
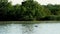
0,0 -> 60,21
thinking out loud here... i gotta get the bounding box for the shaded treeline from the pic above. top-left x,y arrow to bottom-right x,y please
0,0 -> 60,21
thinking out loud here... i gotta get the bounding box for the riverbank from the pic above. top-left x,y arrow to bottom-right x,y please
0,21 -> 60,24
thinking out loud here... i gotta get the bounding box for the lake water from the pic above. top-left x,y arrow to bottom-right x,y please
0,21 -> 60,34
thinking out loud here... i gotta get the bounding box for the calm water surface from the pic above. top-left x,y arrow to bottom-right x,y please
0,21 -> 60,34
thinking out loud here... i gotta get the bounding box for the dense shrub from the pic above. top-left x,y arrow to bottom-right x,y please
0,0 -> 60,21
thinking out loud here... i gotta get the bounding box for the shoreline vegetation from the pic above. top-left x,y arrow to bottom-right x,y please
0,21 -> 60,24
0,0 -> 60,21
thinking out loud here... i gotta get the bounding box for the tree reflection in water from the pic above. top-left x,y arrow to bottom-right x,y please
22,24 -> 34,34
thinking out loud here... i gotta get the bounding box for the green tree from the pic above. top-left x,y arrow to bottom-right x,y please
0,0 -> 8,15
21,1 -> 51,21
46,4 -> 60,15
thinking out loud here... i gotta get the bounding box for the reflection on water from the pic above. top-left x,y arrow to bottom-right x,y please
0,23 -> 60,34
22,24 -> 34,34
0,24 -> 22,34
